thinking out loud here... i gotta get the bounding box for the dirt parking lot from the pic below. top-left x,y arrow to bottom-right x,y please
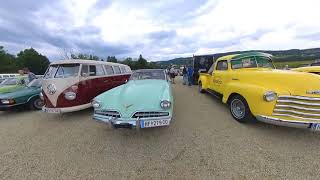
1,77 -> 320,180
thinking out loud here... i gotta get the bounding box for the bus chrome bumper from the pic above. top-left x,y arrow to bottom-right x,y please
93,114 -> 172,129
255,115 -> 318,130
42,103 -> 91,113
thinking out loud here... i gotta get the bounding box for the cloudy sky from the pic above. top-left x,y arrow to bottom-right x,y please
1,0 -> 320,61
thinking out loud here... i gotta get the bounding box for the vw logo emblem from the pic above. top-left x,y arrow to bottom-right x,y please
47,84 -> 57,95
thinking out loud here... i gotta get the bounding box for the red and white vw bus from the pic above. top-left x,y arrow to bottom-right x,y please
41,60 -> 132,113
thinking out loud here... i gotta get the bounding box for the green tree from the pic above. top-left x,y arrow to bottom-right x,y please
136,54 -> 148,69
0,46 -> 18,73
107,56 -> 117,63
16,48 -> 50,74
71,53 -> 99,60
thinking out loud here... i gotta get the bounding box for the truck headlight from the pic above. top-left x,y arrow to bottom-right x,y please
1,99 -> 15,104
92,100 -> 101,109
64,92 -> 76,100
160,100 -> 171,109
263,91 -> 277,102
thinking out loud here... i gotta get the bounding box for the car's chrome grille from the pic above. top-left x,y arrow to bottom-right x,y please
273,95 -> 320,121
95,110 -> 121,118
132,111 -> 169,118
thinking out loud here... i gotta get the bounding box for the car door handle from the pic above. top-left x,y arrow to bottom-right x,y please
104,80 -> 109,83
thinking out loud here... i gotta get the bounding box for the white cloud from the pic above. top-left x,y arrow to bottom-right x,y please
1,0 -> 320,61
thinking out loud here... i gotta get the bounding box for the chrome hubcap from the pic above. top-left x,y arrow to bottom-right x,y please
34,99 -> 44,109
231,99 -> 245,119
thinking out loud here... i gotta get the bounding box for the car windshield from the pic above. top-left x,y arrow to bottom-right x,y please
231,56 -> 274,69
0,78 -> 18,85
27,79 -> 42,87
44,64 -> 80,79
130,70 -> 166,80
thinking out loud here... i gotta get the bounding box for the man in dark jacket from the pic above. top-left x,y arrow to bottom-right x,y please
187,66 -> 193,86
182,65 -> 187,85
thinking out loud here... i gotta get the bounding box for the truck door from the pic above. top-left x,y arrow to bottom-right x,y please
212,60 -> 229,94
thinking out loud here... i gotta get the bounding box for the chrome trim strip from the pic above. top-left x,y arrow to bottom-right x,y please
131,111 -> 170,118
275,104 -> 320,112
277,100 -> 320,106
279,95 -> 320,101
27,94 -> 40,103
273,113 -> 320,121
274,109 -> 320,117
256,115 -> 310,129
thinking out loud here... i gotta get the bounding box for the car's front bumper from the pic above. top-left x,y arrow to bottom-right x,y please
93,113 -> 172,129
42,103 -> 91,113
256,115 -> 318,130
0,103 -> 25,111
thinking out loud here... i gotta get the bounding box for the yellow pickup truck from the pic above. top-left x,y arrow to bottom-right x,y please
292,66 -> 320,75
198,52 -> 320,130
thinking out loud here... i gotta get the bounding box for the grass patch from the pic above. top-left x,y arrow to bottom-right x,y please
274,60 -> 313,69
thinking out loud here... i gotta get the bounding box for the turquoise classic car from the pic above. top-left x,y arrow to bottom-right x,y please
0,79 -> 44,111
92,69 -> 173,129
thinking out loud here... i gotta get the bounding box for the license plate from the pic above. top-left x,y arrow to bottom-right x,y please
140,119 -> 170,128
43,107 -> 61,113
311,123 -> 320,131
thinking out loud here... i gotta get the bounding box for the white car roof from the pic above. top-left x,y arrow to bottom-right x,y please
50,59 -> 128,67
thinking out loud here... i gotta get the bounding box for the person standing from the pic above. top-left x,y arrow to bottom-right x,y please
23,67 -> 37,82
169,65 -> 176,84
187,66 -> 193,86
182,65 -> 187,85
17,69 -> 26,85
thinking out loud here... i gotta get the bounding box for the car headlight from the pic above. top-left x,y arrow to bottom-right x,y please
160,100 -> 171,109
263,91 -> 277,102
40,92 -> 44,100
1,99 -> 15,104
64,92 -> 76,100
92,100 -> 101,109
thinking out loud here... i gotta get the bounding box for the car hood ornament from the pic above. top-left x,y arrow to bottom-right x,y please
123,104 -> 133,111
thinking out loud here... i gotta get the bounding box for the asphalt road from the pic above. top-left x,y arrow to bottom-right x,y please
1,77 -> 320,179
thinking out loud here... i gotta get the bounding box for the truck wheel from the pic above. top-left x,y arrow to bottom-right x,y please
229,95 -> 254,123
198,82 -> 205,93
28,97 -> 44,110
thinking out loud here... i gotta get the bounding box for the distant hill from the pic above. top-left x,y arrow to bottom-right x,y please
155,48 -> 320,67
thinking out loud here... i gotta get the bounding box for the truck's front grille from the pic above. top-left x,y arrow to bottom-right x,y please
95,110 -> 121,118
132,111 -> 169,118
273,95 -> 320,121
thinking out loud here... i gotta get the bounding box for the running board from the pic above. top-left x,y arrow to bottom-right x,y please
206,89 -> 223,100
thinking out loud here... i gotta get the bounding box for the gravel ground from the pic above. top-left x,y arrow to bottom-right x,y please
1,77 -> 320,180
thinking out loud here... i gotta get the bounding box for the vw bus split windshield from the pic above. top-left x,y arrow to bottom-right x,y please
231,56 -> 275,69
130,70 -> 165,80
44,64 -> 80,79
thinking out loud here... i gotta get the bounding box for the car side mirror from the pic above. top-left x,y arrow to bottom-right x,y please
81,73 -> 89,77
198,69 -> 206,73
